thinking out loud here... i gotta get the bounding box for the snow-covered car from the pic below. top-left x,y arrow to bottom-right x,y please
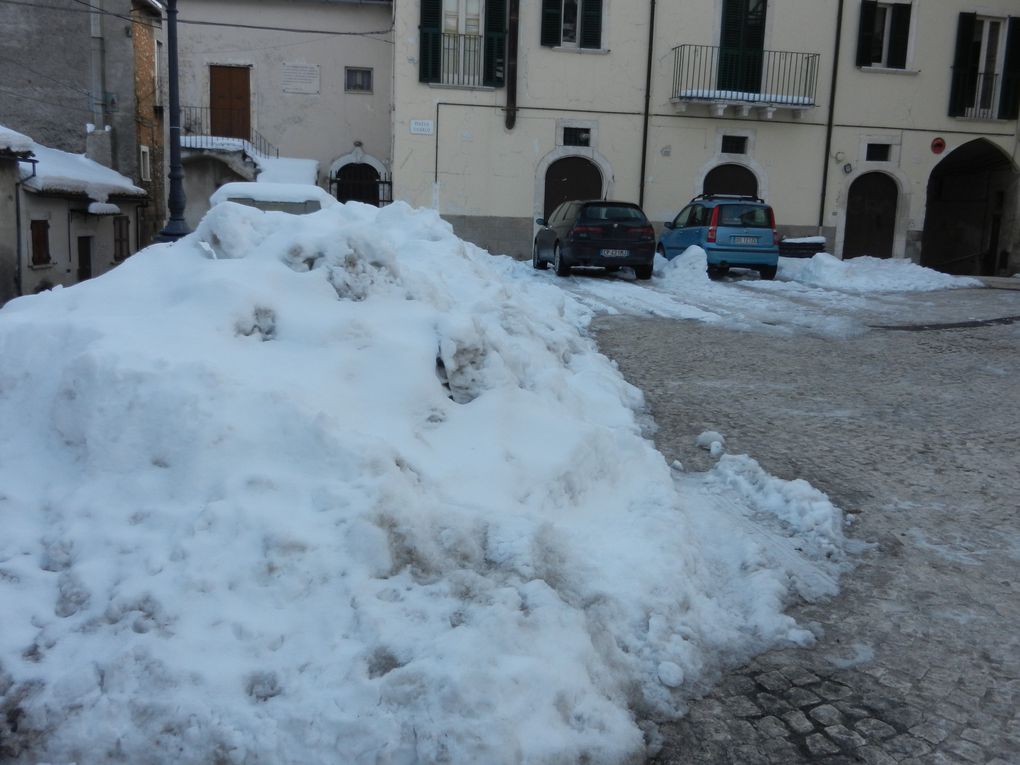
209,182 -> 338,214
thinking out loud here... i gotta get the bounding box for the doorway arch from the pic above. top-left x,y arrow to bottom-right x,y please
921,139 -> 1018,275
703,163 -> 758,197
543,157 -> 603,219
844,172 -> 898,259
336,163 -> 381,205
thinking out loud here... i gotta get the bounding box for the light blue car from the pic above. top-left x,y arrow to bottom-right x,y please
658,194 -> 780,279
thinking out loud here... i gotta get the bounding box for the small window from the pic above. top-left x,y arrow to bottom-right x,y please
541,0 -> 602,49
113,216 -> 131,261
30,220 -> 51,266
345,67 -> 373,93
856,1 -> 911,70
563,127 -> 591,147
866,143 -> 891,161
721,135 -> 748,154
139,145 -> 151,182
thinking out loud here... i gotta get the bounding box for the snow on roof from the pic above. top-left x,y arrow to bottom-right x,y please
0,125 -> 34,154
20,143 -> 144,201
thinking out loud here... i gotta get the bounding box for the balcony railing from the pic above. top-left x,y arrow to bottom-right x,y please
420,31 -> 506,88
949,68 -> 1020,120
180,105 -> 279,158
671,44 -> 819,111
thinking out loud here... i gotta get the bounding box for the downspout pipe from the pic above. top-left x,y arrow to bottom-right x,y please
638,0 -> 657,208
504,0 -> 520,130
819,0 -> 845,230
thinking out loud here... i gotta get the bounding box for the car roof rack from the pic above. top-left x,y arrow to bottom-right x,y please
691,193 -> 765,204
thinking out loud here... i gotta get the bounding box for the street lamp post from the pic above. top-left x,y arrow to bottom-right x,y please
157,0 -> 189,242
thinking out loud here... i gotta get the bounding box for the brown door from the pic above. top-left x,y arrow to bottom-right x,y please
844,172 -> 897,259
704,164 -> 758,197
77,236 -> 93,282
210,65 -> 250,140
543,157 -> 602,219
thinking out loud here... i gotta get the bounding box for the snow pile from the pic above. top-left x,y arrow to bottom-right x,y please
0,202 -> 850,764
653,247 -> 712,287
779,252 -> 983,292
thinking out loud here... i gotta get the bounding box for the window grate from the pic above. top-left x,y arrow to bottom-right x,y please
721,135 -> 748,154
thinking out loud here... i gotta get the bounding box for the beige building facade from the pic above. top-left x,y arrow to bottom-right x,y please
176,0 -> 393,219
392,0 -> 1020,274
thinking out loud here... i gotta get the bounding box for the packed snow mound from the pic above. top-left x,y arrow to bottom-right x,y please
779,252 -> 983,292
0,202 -> 849,764
653,247 -> 711,287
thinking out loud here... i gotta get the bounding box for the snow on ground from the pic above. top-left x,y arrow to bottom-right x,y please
554,247 -> 984,337
0,203 -> 853,764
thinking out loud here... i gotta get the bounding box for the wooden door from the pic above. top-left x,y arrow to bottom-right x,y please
719,0 -> 766,92
210,65 -> 250,140
77,236 -> 93,282
845,172 -> 897,259
543,157 -> 602,219
704,164 -> 758,197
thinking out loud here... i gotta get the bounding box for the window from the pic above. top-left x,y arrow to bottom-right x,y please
540,0 -> 602,50
856,1 -> 911,70
113,216 -> 130,261
345,67 -> 373,93
139,145 -> 151,182
30,220 -> 51,266
419,0 -> 506,86
949,15 -> 1020,120
563,127 -> 590,147
721,135 -> 748,154
866,143 -> 891,161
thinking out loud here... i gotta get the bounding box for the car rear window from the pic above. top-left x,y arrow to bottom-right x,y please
717,204 -> 772,228
580,205 -> 647,222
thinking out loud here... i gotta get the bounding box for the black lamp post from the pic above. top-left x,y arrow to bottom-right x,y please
157,0 -> 189,242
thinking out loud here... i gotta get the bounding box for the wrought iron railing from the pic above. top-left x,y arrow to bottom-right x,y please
949,69 -> 1020,120
671,44 -> 819,107
420,31 -> 506,87
180,105 -> 280,158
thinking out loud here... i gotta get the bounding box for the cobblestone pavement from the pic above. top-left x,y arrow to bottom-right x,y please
591,286 -> 1020,765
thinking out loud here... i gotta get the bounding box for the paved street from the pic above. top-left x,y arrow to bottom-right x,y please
592,285 -> 1020,764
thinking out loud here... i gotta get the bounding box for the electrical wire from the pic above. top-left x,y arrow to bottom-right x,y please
0,86 -> 96,116
0,53 -> 92,97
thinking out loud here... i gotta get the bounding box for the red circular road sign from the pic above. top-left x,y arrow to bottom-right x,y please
931,137 -> 946,154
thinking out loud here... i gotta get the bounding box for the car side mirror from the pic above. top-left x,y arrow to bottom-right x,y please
663,221 -> 675,230
536,218 -> 547,226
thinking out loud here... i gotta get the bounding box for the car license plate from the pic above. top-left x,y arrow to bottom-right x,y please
601,249 -> 628,258
732,236 -> 758,245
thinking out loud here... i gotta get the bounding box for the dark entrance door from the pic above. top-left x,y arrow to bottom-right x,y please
77,235 -> 92,282
719,0 -> 766,92
336,163 -> 381,205
543,157 -> 602,219
210,65 -> 251,140
704,164 -> 758,197
921,139 -> 1016,275
844,172 -> 897,259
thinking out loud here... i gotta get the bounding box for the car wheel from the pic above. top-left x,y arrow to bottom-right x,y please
553,244 -> 570,277
758,265 -> 777,280
634,264 -> 653,280
707,265 -> 728,280
656,244 -> 666,259
532,241 -> 548,270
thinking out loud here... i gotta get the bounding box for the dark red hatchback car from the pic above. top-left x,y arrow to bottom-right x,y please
533,200 -> 656,279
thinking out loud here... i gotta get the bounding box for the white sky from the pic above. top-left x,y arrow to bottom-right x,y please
0,201 -> 977,764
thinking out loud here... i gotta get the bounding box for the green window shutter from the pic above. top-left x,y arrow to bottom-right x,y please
856,1 -> 877,67
541,0 -> 562,47
999,18 -> 1020,119
579,0 -> 602,49
948,12 -> 976,117
887,4 -> 910,69
483,0 -> 507,86
419,0 -> 442,83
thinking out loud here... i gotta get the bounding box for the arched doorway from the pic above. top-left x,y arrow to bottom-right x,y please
921,140 -> 1017,275
844,172 -> 898,259
336,163 -> 381,206
544,157 -> 602,219
703,164 -> 758,197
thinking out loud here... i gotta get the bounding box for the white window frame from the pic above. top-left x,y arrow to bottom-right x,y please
964,16 -> 1008,119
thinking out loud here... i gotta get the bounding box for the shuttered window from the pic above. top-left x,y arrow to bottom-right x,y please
856,1 -> 911,69
419,0 -> 506,86
1001,18 -> 1020,119
949,13 -> 1018,119
540,0 -> 602,49
30,220 -> 51,266
419,0 -> 442,82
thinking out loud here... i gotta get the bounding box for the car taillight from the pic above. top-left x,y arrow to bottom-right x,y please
571,225 -> 603,238
706,206 -> 720,243
769,208 -> 780,244
637,225 -> 655,240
